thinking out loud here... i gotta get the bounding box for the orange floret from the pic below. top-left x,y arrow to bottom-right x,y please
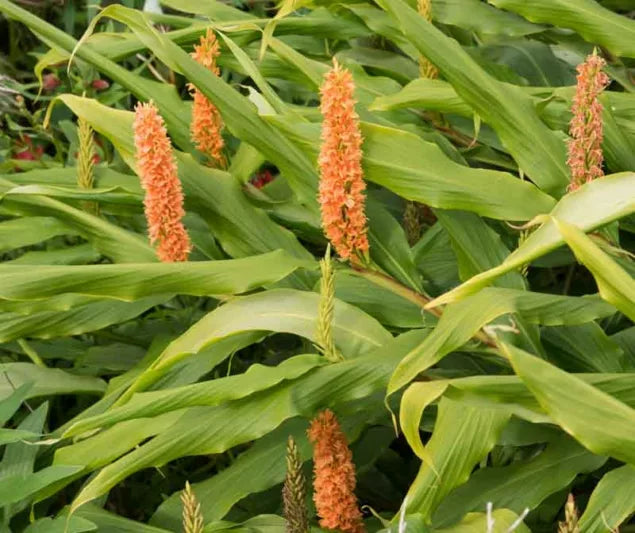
307,409 -> 365,533
189,29 -> 226,168
318,59 -> 369,262
566,54 -> 610,191
133,101 -> 191,262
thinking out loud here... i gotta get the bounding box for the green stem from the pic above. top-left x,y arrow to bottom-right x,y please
351,265 -> 498,349
17,339 -> 46,368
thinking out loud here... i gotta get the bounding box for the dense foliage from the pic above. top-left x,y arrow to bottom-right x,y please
0,0 -> 634,532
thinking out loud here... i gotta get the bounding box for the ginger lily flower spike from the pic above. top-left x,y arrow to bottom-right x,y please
566,53 -> 610,192
189,28 -> 226,168
318,59 -> 369,264
133,101 -> 191,263
308,409 -> 365,533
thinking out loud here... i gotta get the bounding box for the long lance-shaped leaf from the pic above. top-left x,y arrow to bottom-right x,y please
552,217 -> 635,322
428,173 -> 635,307
401,373 -> 635,429
0,177 -> 155,263
0,251 -> 311,302
579,465 -> 635,533
376,0 -> 569,195
432,436 -> 606,527
113,288 -> 391,403
501,342 -> 635,465
0,297 -> 168,342
404,397 -> 509,518
371,79 -> 635,175
63,355 -> 325,438
387,285 -> 616,399
488,0 -> 635,58
269,117 -> 556,221
62,331 -> 424,514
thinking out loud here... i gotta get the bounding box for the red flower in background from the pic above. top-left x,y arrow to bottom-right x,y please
91,79 -> 110,91
14,135 -> 44,161
250,170 -> 274,189
42,73 -> 60,92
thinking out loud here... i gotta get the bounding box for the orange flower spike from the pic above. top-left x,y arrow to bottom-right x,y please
318,59 -> 369,262
133,101 -> 191,263
189,29 -> 226,168
308,409 -> 365,533
566,53 -> 610,192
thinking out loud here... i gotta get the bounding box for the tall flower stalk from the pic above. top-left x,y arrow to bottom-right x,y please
403,0 -> 438,245
181,481 -> 204,533
566,53 -> 609,191
318,59 -> 369,263
316,245 -> 343,362
76,116 -> 98,215
308,409 -> 365,533
133,101 -> 191,262
189,29 -> 226,168
283,436 -> 309,533
416,0 -> 438,79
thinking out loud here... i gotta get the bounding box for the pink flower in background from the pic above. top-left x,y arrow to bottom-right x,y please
133,101 -> 191,262
566,54 -> 610,191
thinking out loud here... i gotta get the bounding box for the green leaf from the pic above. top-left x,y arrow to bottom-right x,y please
24,515 -> 97,533
435,509 -> 529,533
579,465 -> 635,533
434,0 -> 545,36
65,331 -> 424,514
0,178 -> 155,263
501,342 -> 635,465
0,383 -> 33,426
0,465 -> 83,506
376,0 -> 569,195
404,397 -> 509,518
429,173 -> 635,307
0,428 -> 39,445
552,217 -> 635,321
388,287 -> 613,397
75,504 -> 172,533
0,364 -> 105,401
0,217 -> 73,253
270,117 -> 557,221
114,288 -> 391,402
63,354 -> 324,437
488,0 -> 635,58
0,297 -> 167,343
0,251 -> 312,302
432,436 -> 606,527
